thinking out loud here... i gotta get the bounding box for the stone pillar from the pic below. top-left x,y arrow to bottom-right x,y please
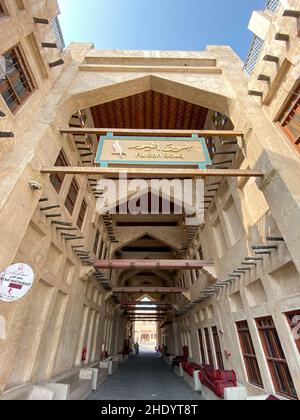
173,321 -> 180,355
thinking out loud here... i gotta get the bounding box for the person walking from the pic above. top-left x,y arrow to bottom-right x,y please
134,342 -> 140,357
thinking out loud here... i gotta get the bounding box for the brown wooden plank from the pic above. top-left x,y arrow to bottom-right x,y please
113,287 -> 187,293
95,259 -> 214,270
60,127 -> 244,138
41,166 -> 263,178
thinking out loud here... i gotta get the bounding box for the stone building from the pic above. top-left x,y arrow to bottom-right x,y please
0,0 -> 300,400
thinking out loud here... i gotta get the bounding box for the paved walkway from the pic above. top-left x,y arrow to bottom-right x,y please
88,351 -> 201,401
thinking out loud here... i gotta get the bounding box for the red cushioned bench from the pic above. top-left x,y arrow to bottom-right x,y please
199,364 -> 237,400
182,362 -> 202,377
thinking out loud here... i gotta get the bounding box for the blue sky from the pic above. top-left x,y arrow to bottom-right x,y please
57,0 -> 265,60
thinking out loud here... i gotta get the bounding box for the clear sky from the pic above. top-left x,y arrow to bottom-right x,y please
57,0 -> 265,61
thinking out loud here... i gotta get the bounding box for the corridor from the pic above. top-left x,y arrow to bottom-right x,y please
88,351 -> 200,401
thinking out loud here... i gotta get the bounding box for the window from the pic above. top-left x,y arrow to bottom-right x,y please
257,317 -> 297,399
77,199 -> 87,230
236,321 -> 263,388
65,178 -> 79,215
279,85 -> 300,151
212,327 -> 224,370
286,311 -> 300,354
93,230 -> 100,255
0,45 -> 35,113
204,328 -> 214,367
50,150 -> 69,193
198,329 -> 206,364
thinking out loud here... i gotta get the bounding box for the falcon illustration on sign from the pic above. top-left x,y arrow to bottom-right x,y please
112,141 -> 126,159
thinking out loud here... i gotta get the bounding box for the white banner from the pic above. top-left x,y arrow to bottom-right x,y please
0,264 -> 34,302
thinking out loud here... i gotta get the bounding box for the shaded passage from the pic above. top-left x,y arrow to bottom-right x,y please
88,351 -> 201,401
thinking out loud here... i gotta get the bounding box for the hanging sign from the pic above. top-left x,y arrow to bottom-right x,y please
95,134 -> 212,168
0,263 -> 34,302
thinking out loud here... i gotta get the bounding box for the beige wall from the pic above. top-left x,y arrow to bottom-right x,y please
0,0 -> 300,400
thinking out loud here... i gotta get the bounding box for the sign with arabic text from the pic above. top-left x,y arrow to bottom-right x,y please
95,134 -> 212,168
0,264 -> 34,302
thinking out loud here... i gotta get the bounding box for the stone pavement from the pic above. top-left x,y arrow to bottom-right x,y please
88,351 -> 201,401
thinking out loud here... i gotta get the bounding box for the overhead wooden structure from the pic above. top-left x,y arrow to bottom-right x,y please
95,259 -> 214,270
90,91 -> 210,132
41,166 -> 263,179
120,302 -> 173,308
125,310 -> 170,314
60,127 -> 244,138
112,287 -> 187,294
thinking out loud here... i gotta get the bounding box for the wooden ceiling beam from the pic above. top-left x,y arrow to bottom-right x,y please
60,127 -> 244,138
95,259 -> 214,270
120,301 -> 172,306
113,287 -> 187,293
41,166 -> 263,179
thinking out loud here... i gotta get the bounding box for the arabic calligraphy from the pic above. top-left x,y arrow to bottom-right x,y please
128,142 -> 194,153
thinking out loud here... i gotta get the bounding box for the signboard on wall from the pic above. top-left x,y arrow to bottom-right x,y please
0,263 -> 34,302
95,134 -> 212,168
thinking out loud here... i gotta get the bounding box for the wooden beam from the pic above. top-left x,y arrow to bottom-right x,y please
126,311 -> 170,314
128,319 -> 166,321
113,287 -> 187,293
95,259 -> 214,270
41,166 -> 263,179
120,301 -> 172,306
49,59 -> 64,68
60,128 -> 244,138
128,318 -> 168,321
